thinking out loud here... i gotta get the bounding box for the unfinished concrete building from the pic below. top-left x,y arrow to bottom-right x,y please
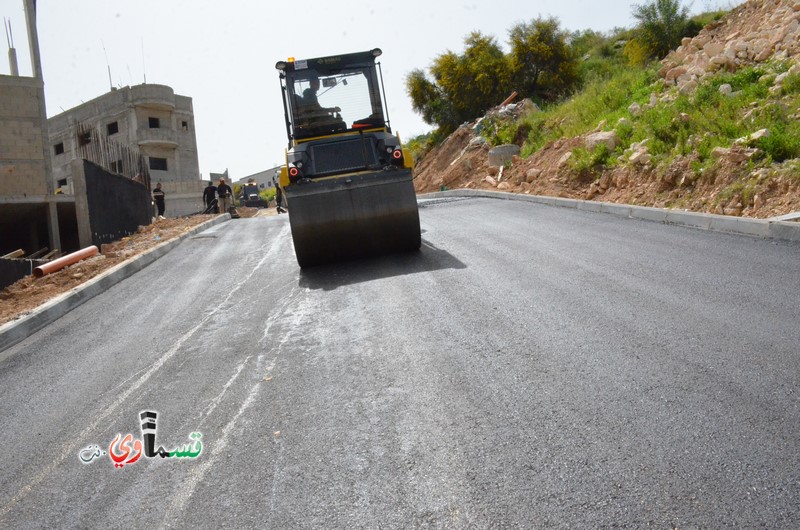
1,0 -> 62,259
48,84 -> 205,217
1,1 -> 169,288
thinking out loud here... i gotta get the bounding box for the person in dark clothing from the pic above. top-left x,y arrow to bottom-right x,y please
217,178 -> 233,213
153,182 -> 166,218
302,76 -> 340,115
274,178 -> 286,214
203,181 -> 218,213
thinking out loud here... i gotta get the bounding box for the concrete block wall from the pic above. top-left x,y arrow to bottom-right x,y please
0,75 -> 48,197
76,160 -> 152,246
0,80 -> 41,117
0,120 -> 44,159
157,179 -> 205,216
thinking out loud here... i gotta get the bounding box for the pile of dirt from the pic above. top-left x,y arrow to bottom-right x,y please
413,0 -> 800,219
0,215 -> 219,326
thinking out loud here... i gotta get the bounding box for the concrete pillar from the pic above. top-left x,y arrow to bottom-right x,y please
23,1 -> 43,81
70,159 -> 93,248
24,0 -> 60,249
128,107 -> 138,140
47,201 -> 61,252
173,147 -> 181,180
8,48 -> 19,76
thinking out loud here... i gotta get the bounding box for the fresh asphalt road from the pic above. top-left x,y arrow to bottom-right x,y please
1,197 -> 798,528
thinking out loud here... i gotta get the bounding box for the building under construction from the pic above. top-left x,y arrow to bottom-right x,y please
0,1 -> 203,288
47,83 -> 205,218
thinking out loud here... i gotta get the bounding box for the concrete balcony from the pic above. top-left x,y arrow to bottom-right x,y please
129,84 -> 176,110
137,127 -> 178,147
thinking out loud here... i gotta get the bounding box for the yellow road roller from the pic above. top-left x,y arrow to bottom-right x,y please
275,48 -> 420,267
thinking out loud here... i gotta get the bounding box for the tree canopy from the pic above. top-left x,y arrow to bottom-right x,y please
406,19 -> 578,134
629,0 -> 694,61
507,17 -> 579,102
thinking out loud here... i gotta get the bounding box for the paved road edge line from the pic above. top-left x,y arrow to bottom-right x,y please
0,214 -> 231,356
418,189 -> 800,242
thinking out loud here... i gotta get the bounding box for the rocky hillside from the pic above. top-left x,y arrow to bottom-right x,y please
413,0 -> 800,219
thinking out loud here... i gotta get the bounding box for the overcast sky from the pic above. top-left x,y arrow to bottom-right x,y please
1,0 -> 726,180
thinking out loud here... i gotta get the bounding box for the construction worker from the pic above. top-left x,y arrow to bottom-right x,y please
274,178 -> 286,214
217,178 -> 233,214
153,182 -> 166,219
203,180 -> 218,213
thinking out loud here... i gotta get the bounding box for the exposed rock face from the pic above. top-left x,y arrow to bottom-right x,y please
660,0 -> 800,93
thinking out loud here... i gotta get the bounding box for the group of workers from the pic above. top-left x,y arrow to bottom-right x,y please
153,177 -> 285,218
202,178 -> 234,214
202,178 -> 285,215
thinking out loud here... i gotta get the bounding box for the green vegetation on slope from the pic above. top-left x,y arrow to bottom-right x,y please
406,0 -> 711,139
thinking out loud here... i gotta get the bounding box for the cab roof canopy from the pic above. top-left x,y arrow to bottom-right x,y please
276,48 -> 382,74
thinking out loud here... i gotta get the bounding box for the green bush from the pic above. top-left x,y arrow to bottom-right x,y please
479,114 -> 519,146
405,132 -> 439,162
692,81 -> 721,107
630,0 -> 692,60
569,144 -> 611,179
757,125 -> 800,162
260,188 -> 276,203
781,73 -> 800,95
641,106 -> 683,153
615,118 -> 634,141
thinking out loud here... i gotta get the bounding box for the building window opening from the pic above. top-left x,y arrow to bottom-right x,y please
110,159 -> 124,173
54,142 -> 64,155
78,131 -> 91,146
149,157 -> 168,171
181,120 -> 188,131
149,117 -> 160,129
107,121 -> 119,135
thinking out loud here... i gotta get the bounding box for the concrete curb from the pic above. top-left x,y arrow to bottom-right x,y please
418,189 -> 800,242
0,214 -> 231,356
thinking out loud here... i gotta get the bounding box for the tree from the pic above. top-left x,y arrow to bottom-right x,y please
630,0 -> 691,60
507,17 -> 579,102
569,29 -> 611,59
406,32 -> 510,135
406,69 -> 450,128
431,32 -> 510,130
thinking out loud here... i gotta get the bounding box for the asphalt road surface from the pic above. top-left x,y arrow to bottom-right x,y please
1,197 -> 799,528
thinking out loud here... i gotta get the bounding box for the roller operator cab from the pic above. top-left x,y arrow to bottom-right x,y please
275,48 -> 421,268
